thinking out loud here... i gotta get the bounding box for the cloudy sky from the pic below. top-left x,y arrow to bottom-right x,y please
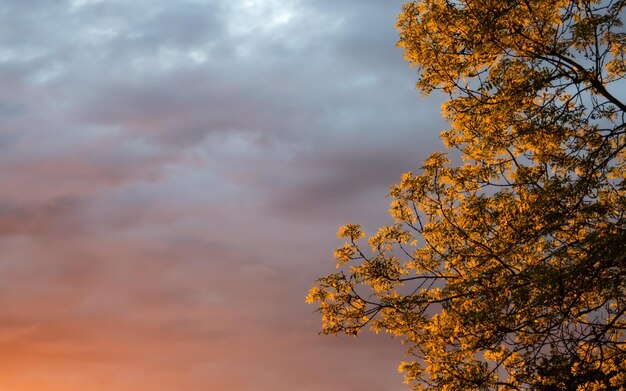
0,0 -> 445,389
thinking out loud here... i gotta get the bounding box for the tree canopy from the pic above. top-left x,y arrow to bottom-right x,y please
307,0 -> 626,389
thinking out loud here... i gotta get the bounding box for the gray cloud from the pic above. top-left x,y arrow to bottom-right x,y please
0,0 -> 446,389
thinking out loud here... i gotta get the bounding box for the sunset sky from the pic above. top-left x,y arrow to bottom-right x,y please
0,0 -> 446,389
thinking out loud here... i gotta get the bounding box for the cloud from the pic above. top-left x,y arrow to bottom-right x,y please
0,0 -> 447,389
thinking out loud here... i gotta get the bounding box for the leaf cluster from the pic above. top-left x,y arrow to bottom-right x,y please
308,0 -> 626,389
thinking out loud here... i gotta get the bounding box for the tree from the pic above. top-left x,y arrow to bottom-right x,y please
307,0 -> 626,389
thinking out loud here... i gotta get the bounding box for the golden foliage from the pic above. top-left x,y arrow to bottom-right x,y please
309,0 -> 626,389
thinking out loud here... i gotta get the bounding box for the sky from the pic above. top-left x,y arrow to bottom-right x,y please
0,0 -> 446,390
